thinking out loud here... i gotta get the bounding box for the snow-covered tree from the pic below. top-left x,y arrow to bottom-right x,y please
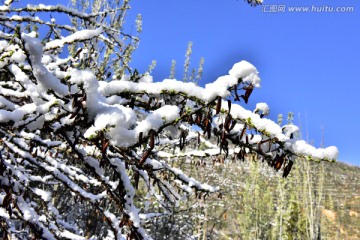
0,1 -> 338,239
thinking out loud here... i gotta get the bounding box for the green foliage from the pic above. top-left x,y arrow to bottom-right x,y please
155,159 -> 360,239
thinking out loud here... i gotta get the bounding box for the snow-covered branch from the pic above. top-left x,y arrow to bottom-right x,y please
0,1 -> 337,239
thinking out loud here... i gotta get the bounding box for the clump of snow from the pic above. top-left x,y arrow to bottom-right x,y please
229,60 -> 261,87
69,69 -> 104,119
60,230 -> 86,240
254,102 -> 269,116
22,33 -> 68,96
0,40 -> 8,51
11,48 -> 26,63
44,27 -> 103,50
99,61 -> 261,104
103,211 -> 126,240
136,105 -> 180,133
0,96 -> 16,110
139,74 -> 153,83
0,191 -> 6,205
285,140 -> 338,160
164,163 -> 220,193
282,124 -> 299,138
32,188 -> 52,202
0,103 -> 37,123
0,6 -> 9,11
0,207 -> 10,219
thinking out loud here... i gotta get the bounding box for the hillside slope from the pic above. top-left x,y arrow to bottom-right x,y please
148,159 -> 360,239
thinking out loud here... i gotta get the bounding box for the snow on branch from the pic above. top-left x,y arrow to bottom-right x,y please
44,27 -> 104,51
0,1 -> 337,239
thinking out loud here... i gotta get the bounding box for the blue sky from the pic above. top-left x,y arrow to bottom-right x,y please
124,0 -> 360,166
14,0 -> 360,165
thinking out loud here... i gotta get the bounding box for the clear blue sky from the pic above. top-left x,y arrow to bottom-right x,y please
15,0 -> 360,165
126,0 -> 360,166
